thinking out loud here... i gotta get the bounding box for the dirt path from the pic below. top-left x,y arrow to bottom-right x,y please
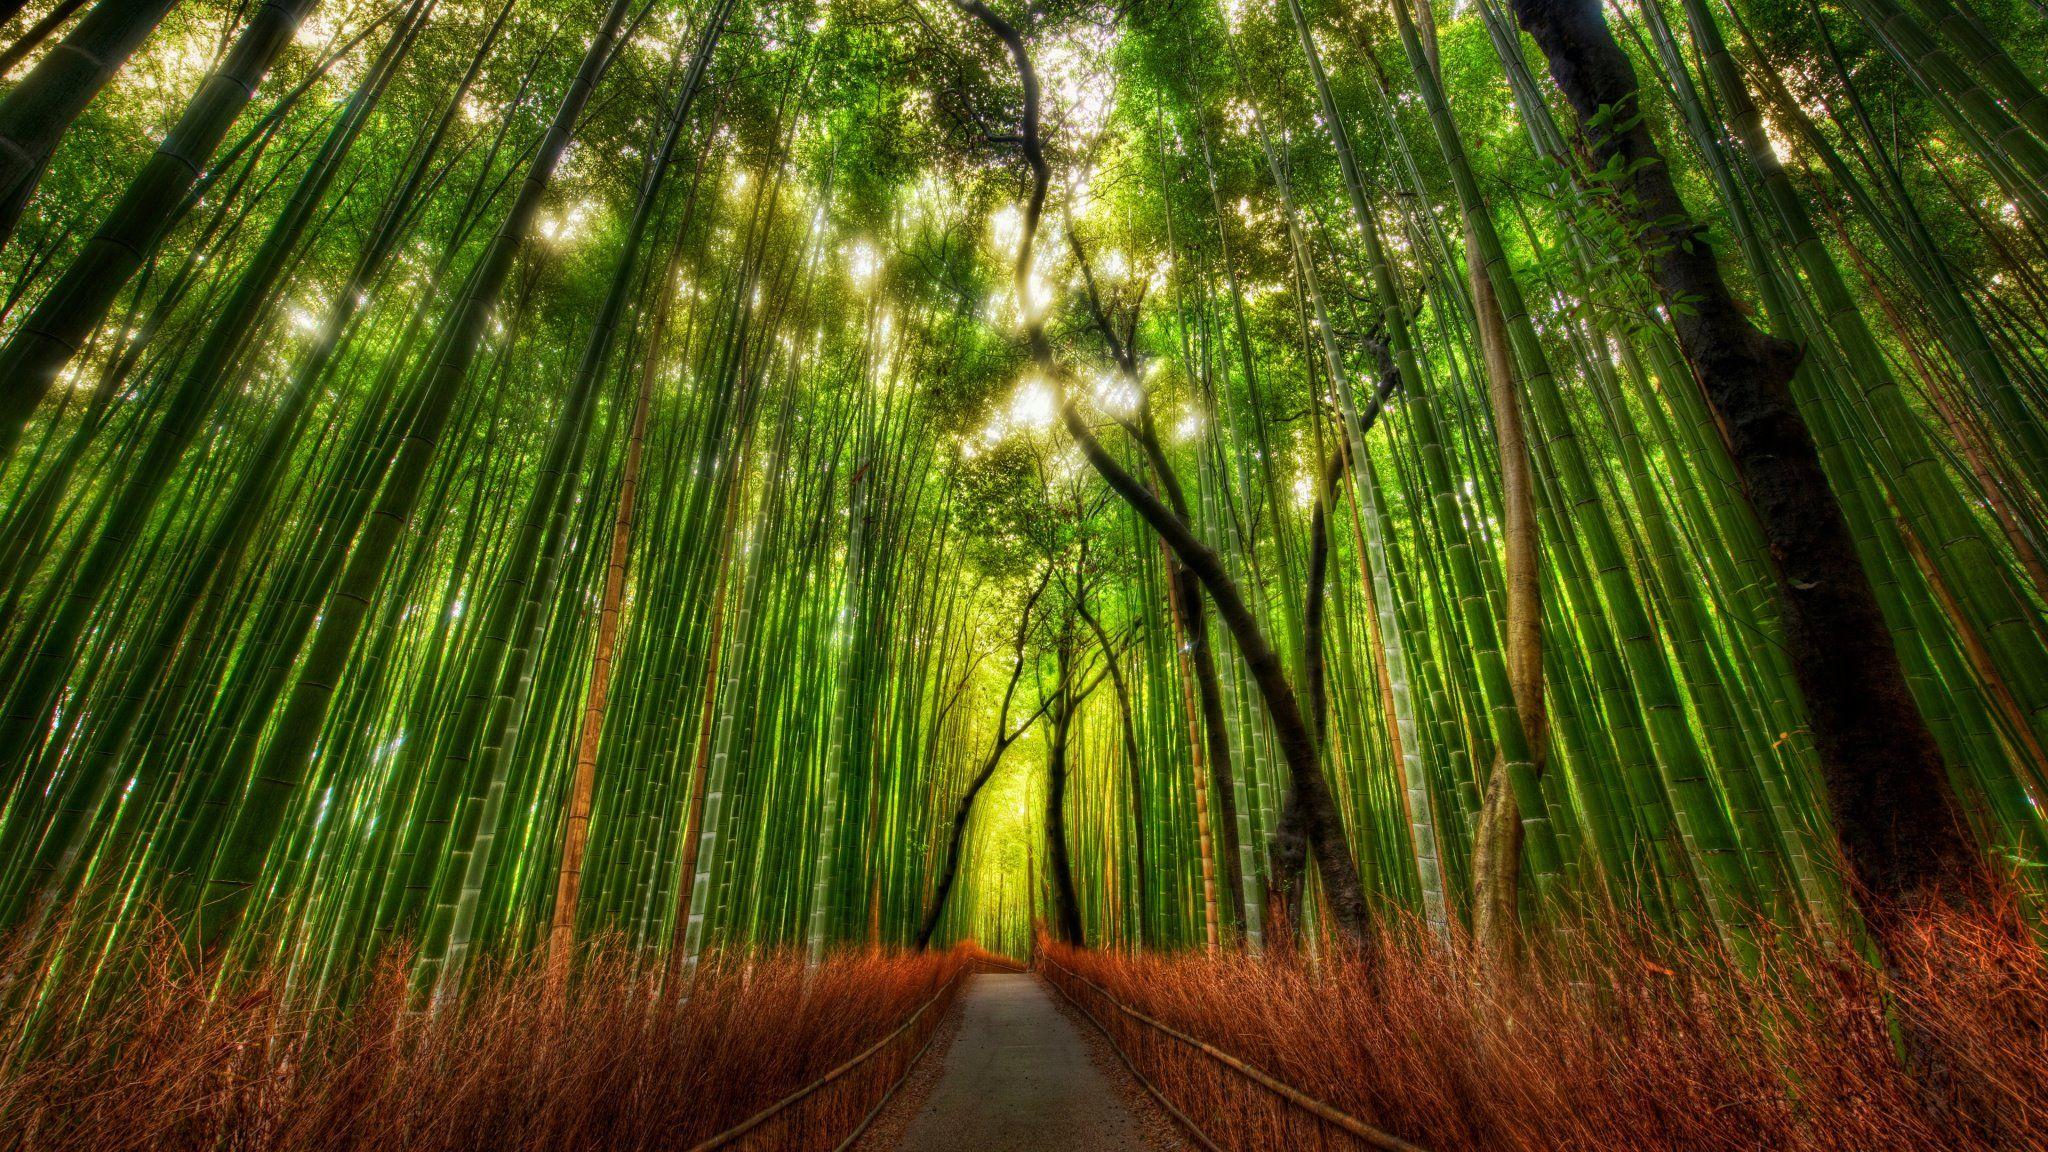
886,972 -> 1179,1152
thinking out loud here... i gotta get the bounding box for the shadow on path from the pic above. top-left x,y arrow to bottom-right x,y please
892,972 -> 1170,1151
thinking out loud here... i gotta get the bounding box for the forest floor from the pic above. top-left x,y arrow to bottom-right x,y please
858,971 -> 1185,1152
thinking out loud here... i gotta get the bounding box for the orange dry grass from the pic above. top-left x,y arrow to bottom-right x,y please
0,926 -> 981,1152
1044,905 -> 2048,1151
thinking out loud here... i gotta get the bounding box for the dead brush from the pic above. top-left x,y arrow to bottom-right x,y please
0,918 -> 984,1152
1043,901 -> 2048,1151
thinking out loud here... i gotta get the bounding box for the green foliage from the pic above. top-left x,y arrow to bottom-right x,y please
0,0 -> 2040,998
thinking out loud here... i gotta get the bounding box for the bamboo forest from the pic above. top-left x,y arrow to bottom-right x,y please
0,0 -> 2046,1146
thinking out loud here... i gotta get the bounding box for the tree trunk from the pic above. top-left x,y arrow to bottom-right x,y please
1045,641 -> 1086,947
951,0 -> 1373,947
1303,359 -> 1407,945
917,573 -> 1050,948
1507,0 -> 1982,934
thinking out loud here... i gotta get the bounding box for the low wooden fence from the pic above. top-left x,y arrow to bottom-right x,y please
1040,956 -> 1431,1152
685,955 -> 1014,1152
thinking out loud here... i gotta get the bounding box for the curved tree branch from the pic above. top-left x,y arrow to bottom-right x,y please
952,0 -> 1371,947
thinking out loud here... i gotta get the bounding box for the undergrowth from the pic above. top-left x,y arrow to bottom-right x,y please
1043,903 -> 2048,1151
0,919 -> 980,1152
5,902 -> 2043,1151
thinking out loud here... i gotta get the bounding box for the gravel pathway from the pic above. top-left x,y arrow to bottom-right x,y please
885,972 -> 1181,1152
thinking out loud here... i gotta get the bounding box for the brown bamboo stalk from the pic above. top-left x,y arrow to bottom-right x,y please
547,261 -> 674,991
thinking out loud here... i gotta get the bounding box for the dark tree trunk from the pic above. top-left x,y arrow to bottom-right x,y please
1125,407 -> 1248,939
1284,348 -> 1400,930
1276,449 -> 1349,949
1062,408 -> 1372,946
1305,449 -> 1344,749
916,572 -> 1051,948
919,740 -> 1019,948
1065,65 -> 1256,944
953,0 -> 1372,948
1507,0 -> 1982,932
1045,645 -> 1086,947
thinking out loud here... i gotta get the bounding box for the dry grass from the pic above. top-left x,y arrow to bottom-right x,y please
6,902 -> 2041,1152
1043,904 -> 2048,1151
0,921 -> 985,1152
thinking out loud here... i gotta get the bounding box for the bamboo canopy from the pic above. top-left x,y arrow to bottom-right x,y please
0,0 -> 2040,997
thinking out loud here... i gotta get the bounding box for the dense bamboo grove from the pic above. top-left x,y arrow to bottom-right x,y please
0,0 -> 2044,1099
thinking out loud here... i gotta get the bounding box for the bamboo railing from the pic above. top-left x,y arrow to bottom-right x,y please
685,956 -> 1016,1152
1040,956 -> 1431,1152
